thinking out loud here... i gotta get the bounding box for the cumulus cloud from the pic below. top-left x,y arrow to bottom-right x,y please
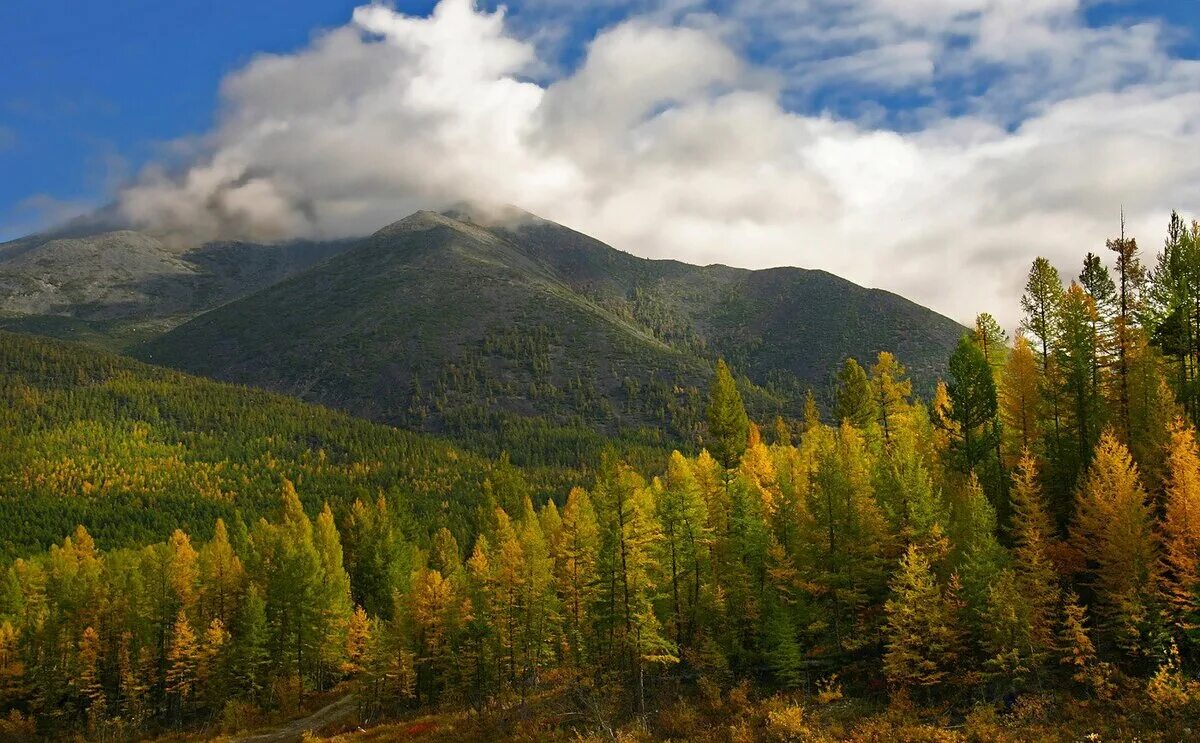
115,0 -> 1200,327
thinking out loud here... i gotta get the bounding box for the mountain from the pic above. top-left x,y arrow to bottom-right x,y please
0,227 -> 353,349
0,330 -> 561,560
134,208 -> 967,462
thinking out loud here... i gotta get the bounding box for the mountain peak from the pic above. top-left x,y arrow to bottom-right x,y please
370,209 -> 462,238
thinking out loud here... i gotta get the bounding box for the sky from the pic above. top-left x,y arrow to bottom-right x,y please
2,0 -> 1199,327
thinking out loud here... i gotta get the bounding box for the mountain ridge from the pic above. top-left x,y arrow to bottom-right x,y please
132,208 -> 966,462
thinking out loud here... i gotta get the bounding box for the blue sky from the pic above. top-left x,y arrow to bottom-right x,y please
2,0 -> 1199,323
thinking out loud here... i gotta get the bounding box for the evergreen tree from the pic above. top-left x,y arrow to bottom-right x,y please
1147,213 -> 1198,419
1058,591 -> 1100,689
1022,258 -> 1065,376
981,568 -> 1041,691
515,498 -> 556,696
411,566 -> 453,703
251,480 -> 324,684
593,463 -> 673,703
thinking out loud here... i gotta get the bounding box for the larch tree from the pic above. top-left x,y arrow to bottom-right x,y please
1055,283 -> 1106,487
198,618 -> 230,711
883,544 -> 965,695
1021,257 -> 1067,498
313,503 -> 354,685
593,463 -> 672,700
1058,591 -> 1100,689
229,586 -> 269,701
198,518 -> 245,631
870,352 -> 913,445
343,606 -> 371,677
554,487 -> 600,669
485,507 -> 525,691
1147,213 -> 1199,419
706,359 -> 750,471
516,497 -> 556,695
981,568 -> 1041,691
654,451 -> 710,650
803,422 -> 888,655
1159,420 -> 1200,647
251,481 -> 324,684
76,626 -> 104,729
1127,340 -> 1179,489
1080,252 -> 1118,405
0,622 -> 23,711
941,336 -> 1003,508
411,566 -> 453,703
1071,432 -> 1165,661
165,609 -> 199,721
952,474 -> 1006,629
834,357 -> 877,429
971,312 -> 1010,378
1001,336 -> 1043,464
1108,223 -> 1146,442
1008,451 -> 1060,657
876,423 -> 946,547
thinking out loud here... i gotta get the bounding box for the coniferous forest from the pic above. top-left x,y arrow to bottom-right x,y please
5,216 -> 1200,742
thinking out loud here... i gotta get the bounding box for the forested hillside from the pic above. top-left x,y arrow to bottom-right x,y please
3,213 -> 1200,742
134,209 -> 965,465
0,331 -> 575,560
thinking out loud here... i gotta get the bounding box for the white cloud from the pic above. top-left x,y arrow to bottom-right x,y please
115,0 -> 1200,329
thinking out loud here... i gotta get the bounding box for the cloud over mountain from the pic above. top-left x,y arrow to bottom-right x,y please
114,0 -> 1200,325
